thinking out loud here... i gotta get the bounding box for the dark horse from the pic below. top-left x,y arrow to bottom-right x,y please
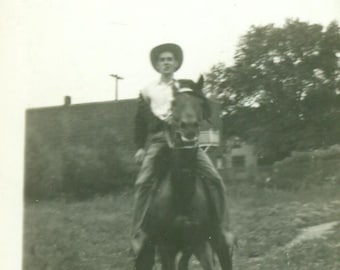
142,76 -> 233,270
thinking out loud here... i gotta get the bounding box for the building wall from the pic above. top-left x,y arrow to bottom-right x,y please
222,140 -> 258,180
24,99 -> 138,198
24,98 -> 224,197
224,144 -> 257,168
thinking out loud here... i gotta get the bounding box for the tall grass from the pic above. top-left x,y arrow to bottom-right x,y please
24,184 -> 340,270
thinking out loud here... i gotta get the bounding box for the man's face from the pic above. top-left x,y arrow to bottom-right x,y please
156,51 -> 178,75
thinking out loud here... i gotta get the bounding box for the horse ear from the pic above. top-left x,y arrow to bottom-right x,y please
196,75 -> 204,90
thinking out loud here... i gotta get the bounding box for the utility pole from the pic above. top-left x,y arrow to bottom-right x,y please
109,74 -> 124,101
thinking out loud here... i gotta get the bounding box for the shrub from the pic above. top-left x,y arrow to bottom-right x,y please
269,145 -> 340,189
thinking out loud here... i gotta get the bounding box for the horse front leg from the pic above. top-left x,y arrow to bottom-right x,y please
210,230 -> 233,270
158,245 -> 177,270
177,249 -> 191,270
134,236 -> 155,270
193,241 -> 215,270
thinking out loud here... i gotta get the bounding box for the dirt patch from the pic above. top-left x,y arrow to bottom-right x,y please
285,221 -> 339,249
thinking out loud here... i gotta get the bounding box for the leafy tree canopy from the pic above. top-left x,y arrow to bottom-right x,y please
205,19 -> 340,163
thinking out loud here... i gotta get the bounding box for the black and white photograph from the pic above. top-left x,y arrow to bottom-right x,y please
1,1 -> 339,269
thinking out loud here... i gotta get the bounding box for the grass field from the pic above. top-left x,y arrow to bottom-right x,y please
23,184 -> 340,270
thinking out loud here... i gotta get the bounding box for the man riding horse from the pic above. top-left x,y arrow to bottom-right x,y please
131,43 -> 231,269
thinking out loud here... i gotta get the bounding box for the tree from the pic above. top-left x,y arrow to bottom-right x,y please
205,19 -> 340,163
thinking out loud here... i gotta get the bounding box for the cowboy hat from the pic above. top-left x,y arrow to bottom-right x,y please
150,43 -> 183,72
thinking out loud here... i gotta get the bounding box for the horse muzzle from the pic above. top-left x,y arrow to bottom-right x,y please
180,134 -> 198,143
174,131 -> 199,149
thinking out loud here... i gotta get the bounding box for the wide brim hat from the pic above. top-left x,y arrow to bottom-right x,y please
150,43 -> 183,72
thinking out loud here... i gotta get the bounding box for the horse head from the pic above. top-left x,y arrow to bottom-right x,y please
166,75 -> 210,150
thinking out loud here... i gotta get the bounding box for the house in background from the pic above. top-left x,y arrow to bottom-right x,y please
197,101 -> 259,180
196,99 -> 258,179
222,137 -> 258,180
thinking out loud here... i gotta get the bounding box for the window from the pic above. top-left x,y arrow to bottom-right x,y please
232,142 -> 241,149
232,138 -> 242,148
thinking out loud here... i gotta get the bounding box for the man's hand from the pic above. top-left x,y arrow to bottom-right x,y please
134,148 -> 146,164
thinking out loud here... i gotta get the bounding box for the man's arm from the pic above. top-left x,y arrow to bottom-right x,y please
134,93 -> 148,150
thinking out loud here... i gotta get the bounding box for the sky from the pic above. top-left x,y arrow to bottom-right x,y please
0,0 -> 339,269
1,0 -> 339,108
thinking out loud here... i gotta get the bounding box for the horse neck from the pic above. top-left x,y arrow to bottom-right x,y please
170,148 -> 198,208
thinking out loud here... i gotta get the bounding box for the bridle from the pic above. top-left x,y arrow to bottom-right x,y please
164,127 -> 199,150
163,112 -> 199,150
164,85 -> 209,150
